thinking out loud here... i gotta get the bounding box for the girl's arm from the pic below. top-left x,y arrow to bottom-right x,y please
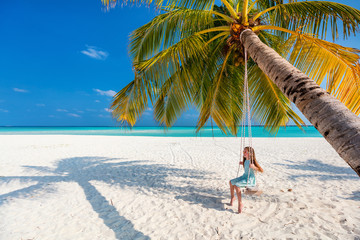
249,163 -> 260,171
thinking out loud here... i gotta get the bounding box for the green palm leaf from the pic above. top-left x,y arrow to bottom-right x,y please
284,33 -> 360,114
255,1 -> 360,40
102,0 -> 215,10
196,54 -> 243,134
130,8 -> 220,63
249,63 -> 305,133
111,75 -> 150,126
154,64 -> 194,126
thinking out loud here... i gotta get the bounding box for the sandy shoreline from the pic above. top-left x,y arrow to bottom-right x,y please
0,135 -> 359,239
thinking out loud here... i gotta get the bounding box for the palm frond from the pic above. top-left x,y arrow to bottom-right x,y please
252,0 -> 283,12
254,1 -> 360,40
196,47 -> 243,135
136,29 -> 216,126
249,63 -> 304,133
111,75 -> 150,126
153,64 -> 194,126
102,0 -> 215,11
192,33 -> 229,109
219,0 -> 238,19
257,30 -> 289,57
284,33 -> 360,114
136,33 -> 207,69
132,33 -> 208,103
130,8 -> 219,63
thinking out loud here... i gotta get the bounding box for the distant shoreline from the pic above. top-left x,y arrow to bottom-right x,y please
0,126 -> 321,137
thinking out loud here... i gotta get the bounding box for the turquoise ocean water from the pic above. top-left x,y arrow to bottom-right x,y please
0,126 -> 321,137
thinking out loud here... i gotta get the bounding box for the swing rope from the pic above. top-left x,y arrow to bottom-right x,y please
237,29 -> 254,188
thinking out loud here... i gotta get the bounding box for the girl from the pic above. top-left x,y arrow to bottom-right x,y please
229,146 -> 263,213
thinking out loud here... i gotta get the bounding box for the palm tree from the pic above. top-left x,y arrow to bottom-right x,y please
103,0 -> 360,176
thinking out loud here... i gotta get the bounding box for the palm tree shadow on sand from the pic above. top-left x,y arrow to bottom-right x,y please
275,159 -> 358,181
345,191 -> 360,201
0,157 -> 226,239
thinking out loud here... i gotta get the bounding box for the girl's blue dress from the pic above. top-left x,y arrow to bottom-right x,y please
230,160 -> 256,187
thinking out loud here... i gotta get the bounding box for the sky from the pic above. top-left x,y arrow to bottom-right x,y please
1,0 -> 360,127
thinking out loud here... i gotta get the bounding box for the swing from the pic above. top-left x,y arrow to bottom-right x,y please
236,29 -> 261,194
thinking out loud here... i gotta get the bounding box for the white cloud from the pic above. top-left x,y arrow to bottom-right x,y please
77,110 -> 84,113
81,46 -> 109,60
94,89 -> 116,97
68,113 -> 81,118
13,88 -> 28,93
0,108 -> 9,113
56,109 -> 68,112
142,107 -> 153,116
36,104 -> 45,107
98,114 -> 110,118
48,115 -> 55,118
95,100 -> 100,103
104,108 -> 113,113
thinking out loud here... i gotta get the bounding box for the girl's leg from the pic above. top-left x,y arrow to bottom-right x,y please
229,181 -> 236,206
235,186 -> 243,213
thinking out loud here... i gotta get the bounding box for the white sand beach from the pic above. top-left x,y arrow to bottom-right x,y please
0,135 -> 359,239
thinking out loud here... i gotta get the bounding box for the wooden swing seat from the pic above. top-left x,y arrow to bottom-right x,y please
244,185 -> 263,196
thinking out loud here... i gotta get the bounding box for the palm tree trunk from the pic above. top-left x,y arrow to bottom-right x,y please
241,30 -> 360,177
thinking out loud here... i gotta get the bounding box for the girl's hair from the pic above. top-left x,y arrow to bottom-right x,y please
243,146 -> 263,173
